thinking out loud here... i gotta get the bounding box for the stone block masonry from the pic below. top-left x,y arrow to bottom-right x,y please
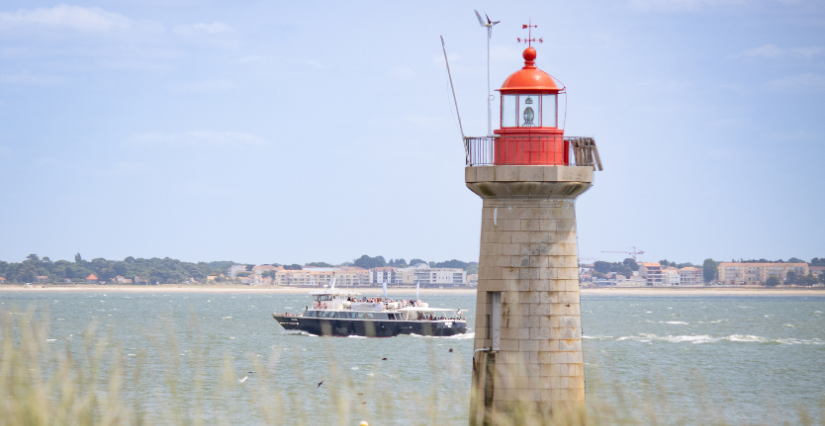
467,166 -> 593,421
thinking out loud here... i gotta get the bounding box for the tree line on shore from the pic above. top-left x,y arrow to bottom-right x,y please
0,254 -> 234,284
0,253 -> 480,284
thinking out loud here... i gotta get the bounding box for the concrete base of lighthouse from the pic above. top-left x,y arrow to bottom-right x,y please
466,165 -> 593,424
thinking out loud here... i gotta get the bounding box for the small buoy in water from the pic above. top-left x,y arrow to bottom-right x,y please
382,357 -> 387,361
449,348 -> 453,352
317,381 -> 323,387
360,421 -> 369,425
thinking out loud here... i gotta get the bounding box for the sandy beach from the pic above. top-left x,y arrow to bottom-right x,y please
0,284 -> 823,296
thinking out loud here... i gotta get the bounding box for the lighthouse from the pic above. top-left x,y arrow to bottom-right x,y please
465,39 -> 601,422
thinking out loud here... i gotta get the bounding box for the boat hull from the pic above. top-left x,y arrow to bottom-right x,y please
272,313 -> 468,337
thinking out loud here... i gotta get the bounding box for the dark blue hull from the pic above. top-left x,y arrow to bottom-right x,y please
272,313 -> 468,337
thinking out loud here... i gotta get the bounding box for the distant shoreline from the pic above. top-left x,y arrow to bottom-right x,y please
1,284 -> 824,296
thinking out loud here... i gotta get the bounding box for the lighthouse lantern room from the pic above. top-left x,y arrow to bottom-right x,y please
494,46 -> 565,165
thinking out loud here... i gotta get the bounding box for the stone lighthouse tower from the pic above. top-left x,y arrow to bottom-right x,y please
465,43 -> 601,423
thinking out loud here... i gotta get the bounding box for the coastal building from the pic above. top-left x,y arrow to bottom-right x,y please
467,274 -> 478,286
663,267 -> 680,285
416,267 -> 466,286
85,274 -> 98,283
369,266 -> 399,284
0,277 -> 6,283
638,263 -> 664,286
616,276 -> 646,287
36,276 -> 49,283
390,263 -> 465,286
134,276 -> 148,284
227,265 -> 248,278
395,263 -> 427,284
273,267 -> 369,287
679,267 -> 704,286
717,262 -> 809,285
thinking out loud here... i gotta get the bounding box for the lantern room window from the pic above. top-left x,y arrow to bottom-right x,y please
501,94 -> 558,128
501,95 -> 517,128
542,94 -> 557,128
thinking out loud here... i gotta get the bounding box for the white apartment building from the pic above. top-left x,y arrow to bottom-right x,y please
394,263 -> 466,286
273,267 -> 369,287
679,267 -> 704,286
638,262 -> 664,286
228,265 -> 248,278
616,276 -> 646,287
663,267 -> 680,285
369,266 -> 399,284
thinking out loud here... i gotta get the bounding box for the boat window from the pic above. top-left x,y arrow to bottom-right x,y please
322,311 -> 334,318
336,312 -> 348,318
349,312 -> 357,318
374,313 -> 388,320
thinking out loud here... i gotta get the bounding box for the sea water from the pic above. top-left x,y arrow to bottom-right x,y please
1,291 -> 823,425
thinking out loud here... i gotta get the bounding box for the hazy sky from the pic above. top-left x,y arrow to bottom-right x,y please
0,0 -> 822,266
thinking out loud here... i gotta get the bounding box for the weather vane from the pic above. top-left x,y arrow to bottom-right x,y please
516,18 -> 543,47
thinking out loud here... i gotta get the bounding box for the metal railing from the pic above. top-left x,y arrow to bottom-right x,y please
464,135 -> 602,170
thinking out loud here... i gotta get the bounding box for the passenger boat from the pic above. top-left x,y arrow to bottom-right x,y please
272,289 -> 468,337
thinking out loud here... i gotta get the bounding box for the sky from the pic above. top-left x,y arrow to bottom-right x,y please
0,0 -> 823,266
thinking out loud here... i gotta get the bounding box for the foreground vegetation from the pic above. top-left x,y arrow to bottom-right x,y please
1,308 -> 822,426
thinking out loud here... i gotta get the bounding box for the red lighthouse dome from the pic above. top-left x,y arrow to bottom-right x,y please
498,47 -> 560,93
494,47 -> 565,165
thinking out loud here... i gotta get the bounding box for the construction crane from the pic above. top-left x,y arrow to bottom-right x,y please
601,247 -> 645,262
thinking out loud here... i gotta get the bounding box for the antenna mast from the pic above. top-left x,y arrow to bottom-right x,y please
475,11 -> 500,136
441,35 -> 466,152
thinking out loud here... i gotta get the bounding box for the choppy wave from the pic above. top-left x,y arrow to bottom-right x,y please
614,333 -> 823,345
282,330 -> 317,337
583,335 -> 614,340
664,321 -> 689,325
409,332 -> 475,340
